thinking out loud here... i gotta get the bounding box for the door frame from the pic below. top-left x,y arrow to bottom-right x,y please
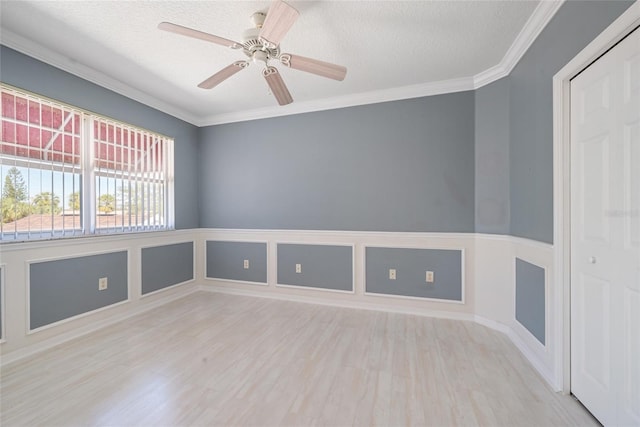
552,1 -> 639,394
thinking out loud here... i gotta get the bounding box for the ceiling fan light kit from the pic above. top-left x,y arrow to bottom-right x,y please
158,0 -> 347,106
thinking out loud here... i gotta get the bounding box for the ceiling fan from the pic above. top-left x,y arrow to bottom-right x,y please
158,0 -> 347,106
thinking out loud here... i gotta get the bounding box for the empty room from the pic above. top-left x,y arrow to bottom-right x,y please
0,0 -> 638,425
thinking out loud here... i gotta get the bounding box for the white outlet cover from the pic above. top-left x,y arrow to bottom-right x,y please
426,271 -> 434,283
389,269 -> 396,280
243,259 -> 249,269
295,263 -> 302,273
98,277 -> 108,290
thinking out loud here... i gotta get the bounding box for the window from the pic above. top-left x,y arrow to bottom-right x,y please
0,84 -> 174,241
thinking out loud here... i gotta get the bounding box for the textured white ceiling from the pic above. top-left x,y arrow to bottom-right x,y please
1,1 -> 542,125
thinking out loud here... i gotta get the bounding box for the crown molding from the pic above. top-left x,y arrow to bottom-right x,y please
197,76 -> 475,126
0,29 -> 200,126
2,0 -> 564,127
473,0 -> 564,88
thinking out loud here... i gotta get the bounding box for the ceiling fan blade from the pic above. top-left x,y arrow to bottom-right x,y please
198,61 -> 249,89
262,67 -> 293,106
258,0 -> 299,48
158,22 -> 243,49
280,53 -> 347,81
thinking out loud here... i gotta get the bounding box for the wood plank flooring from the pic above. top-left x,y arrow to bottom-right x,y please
0,291 -> 597,426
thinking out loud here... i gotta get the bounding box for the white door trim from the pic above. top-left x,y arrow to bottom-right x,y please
552,1 -> 640,394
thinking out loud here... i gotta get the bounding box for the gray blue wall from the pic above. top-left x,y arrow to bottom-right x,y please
199,93 -> 475,232
475,77 -> 510,235
141,242 -> 194,295
366,247 -> 462,301
277,244 -> 353,291
515,258 -> 546,344
0,46 -> 200,229
29,251 -> 128,329
206,241 -> 268,283
508,0 -> 634,243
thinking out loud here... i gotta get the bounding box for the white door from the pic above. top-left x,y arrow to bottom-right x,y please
571,27 -> 640,427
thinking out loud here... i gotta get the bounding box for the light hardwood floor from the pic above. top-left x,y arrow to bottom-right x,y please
1,291 -> 597,426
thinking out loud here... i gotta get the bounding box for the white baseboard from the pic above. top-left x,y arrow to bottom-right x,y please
475,315 -> 558,391
474,315 -> 511,335
506,327 -> 558,391
199,283 -> 475,322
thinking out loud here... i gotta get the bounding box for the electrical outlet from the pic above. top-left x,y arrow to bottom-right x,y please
389,269 -> 396,280
243,259 -> 249,269
295,263 -> 302,273
98,277 -> 108,291
426,271 -> 434,283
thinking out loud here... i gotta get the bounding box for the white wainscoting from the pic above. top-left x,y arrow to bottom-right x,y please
473,234 -> 557,388
0,230 -> 199,365
511,236 -> 557,390
201,229 -> 560,390
199,229 -> 477,319
1,228 -> 562,390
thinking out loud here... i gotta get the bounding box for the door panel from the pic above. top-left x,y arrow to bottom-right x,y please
581,75 -> 610,122
625,123 -> 639,250
580,135 -> 610,243
623,51 -> 640,100
579,273 -> 611,389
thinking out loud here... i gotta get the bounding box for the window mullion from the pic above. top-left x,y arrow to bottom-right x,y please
166,138 -> 174,229
81,115 -> 95,234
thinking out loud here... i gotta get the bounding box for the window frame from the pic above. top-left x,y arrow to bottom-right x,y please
0,83 -> 175,242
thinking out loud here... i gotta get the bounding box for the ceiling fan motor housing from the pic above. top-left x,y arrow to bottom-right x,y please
242,12 -> 279,64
